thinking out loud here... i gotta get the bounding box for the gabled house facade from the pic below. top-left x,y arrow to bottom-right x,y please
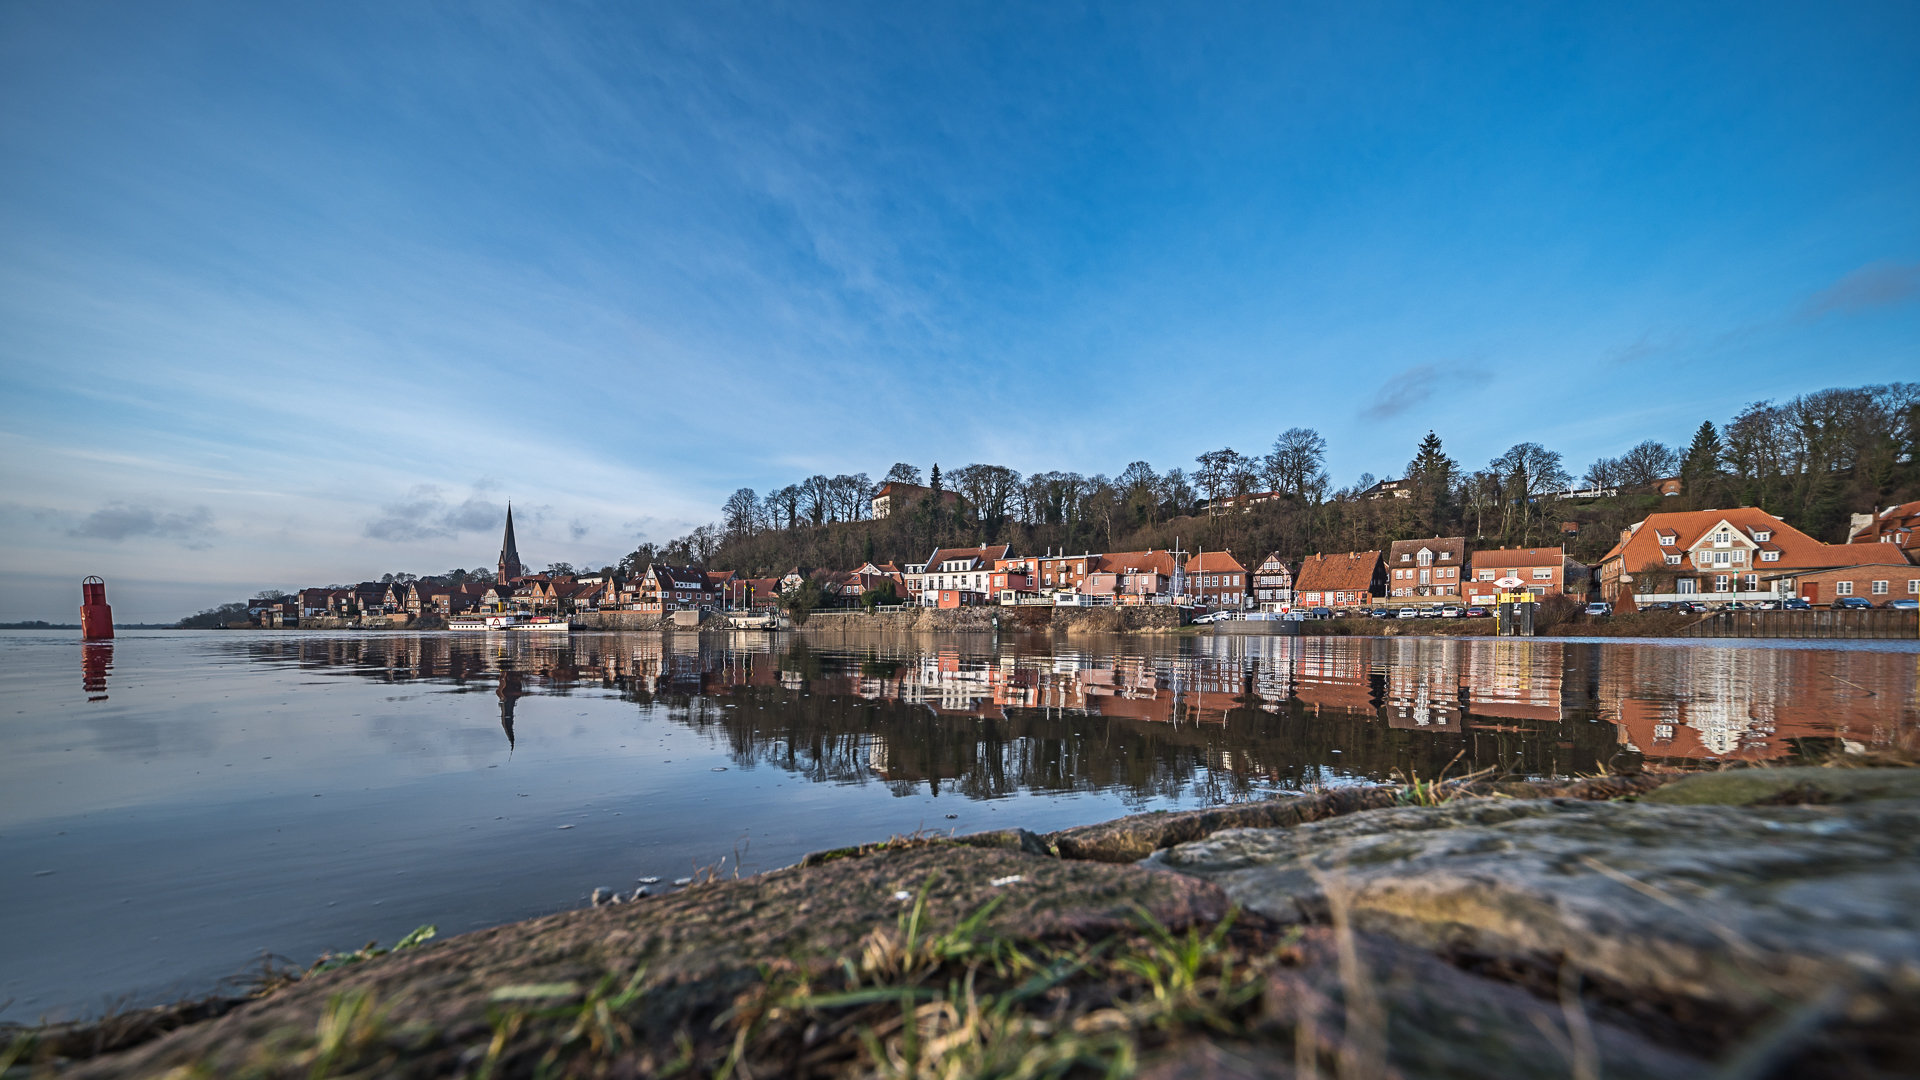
908,545 -> 1010,606
1849,500 -> 1920,560
1596,507 -> 1912,605
1466,547 -> 1586,606
1186,551 -> 1249,609
636,565 -> 718,613
1385,537 -> 1469,600
1080,550 -> 1180,604
1251,553 -> 1294,609
1294,551 -> 1384,609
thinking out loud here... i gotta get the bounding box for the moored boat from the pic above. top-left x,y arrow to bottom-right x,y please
507,615 -> 575,632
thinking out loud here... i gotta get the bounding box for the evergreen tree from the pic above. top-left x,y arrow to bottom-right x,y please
1404,431 -> 1458,536
1680,420 -> 1724,497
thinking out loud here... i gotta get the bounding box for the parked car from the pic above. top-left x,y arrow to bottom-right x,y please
1750,600 -> 1779,610
1395,607 -> 1418,619
1191,611 -> 1224,624
1641,601 -> 1674,611
1439,605 -> 1462,618
1833,597 -> 1874,610
1781,598 -> 1811,610
1309,607 -> 1333,620
1463,606 -> 1489,618
1676,601 -> 1712,613
1888,597 -> 1919,611
1584,601 -> 1612,617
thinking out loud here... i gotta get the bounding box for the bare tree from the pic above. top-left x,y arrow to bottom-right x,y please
722,488 -> 759,537
1615,440 -> 1680,487
803,475 -> 833,527
1581,457 -> 1621,490
1489,443 -> 1570,544
1263,428 -> 1329,502
883,463 -> 922,486
1194,449 -> 1250,517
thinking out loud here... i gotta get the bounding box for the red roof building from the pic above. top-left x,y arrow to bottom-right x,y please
1294,551 -> 1384,610
1596,507 -> 1911,605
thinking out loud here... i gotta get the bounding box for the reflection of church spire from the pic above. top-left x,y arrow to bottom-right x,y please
498,670 -> 523,752
498,503 -> 524,583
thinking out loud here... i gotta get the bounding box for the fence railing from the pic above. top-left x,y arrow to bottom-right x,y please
1680,609 -> 1917,640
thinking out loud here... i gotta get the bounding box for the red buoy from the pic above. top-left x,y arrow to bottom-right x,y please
81,576 -> 114,640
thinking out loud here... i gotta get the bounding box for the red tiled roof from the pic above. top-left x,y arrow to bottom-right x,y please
1599,508 -> 1910,572
1472,546 -> 1565,569
1184,550 -> 1247,573
1294,551 -> 1381,593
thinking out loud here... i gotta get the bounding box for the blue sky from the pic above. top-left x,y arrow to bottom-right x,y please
2,1 -> 1916,621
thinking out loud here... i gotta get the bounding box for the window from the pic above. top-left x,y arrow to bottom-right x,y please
1666,554 -> 1682,566
1760,550 -> 1779,562
1836,581 -> 1853,595
1872,580 -> 1889,595
1400,554 -> 1411,562
1714,530 -> 1731,546
1753,531 -> 1771,542
1477,569 -> 1495,581
1909,580 -> 1919,594
1743,574 -> 1757,591
1531,567 -> 1553,579
1678,579 -> 1696,594
1714,575 -> 1730,592
1730,550 -> 1745,563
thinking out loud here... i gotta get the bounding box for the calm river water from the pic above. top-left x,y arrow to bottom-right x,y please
4,627 -> 1917,1019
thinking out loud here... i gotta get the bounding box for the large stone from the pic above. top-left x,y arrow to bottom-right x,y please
1151,780 -> 1920,1051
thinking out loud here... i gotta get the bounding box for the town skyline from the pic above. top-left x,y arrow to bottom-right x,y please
3,3 -> 1917,621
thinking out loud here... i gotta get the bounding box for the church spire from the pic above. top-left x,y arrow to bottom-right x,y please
498,502 -> 524,582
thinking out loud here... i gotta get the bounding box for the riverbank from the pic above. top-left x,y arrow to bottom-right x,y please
13,765 -> 1917,1079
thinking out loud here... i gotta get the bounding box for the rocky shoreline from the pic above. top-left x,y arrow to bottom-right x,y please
8,766 -> 1917,1078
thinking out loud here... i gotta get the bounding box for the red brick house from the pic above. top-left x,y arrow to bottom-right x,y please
1294,551 -> 1384,609
1467,547 -> 1587,606
1849,500 -> 1920,560
1186,551 -> 1249,609
1384,537 -> 1470,601
1081,550 -> 1180,603
1790,564 -> 1920,606
990,557 -> 1040,602
636,565 -> 719,613
1032,550 -> 1095,595
1596,507 -> 1911,605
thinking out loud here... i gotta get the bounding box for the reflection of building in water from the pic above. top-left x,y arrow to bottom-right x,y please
1596,645 -> 1913,760
82,642 -> 112,701
1465,641 -> 1563,723
1382,639 -> 1464,732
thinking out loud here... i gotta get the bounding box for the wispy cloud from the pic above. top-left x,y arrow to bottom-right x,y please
1798,260 -> 1920,319
363,486 -> 505,542
69,503 -> 215,547
1360,362 -> 1490,421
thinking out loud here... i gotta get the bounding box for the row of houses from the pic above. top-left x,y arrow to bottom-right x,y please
295,497 -> 1920,621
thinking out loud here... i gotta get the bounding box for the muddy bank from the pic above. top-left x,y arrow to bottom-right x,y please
13,768 -> 1918,1079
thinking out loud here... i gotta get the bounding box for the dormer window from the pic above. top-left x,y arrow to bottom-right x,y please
1760,550 -> 1780,562
1440,552 -> 1451,560
1401,554 -> 1411,562
1656,532 -> 1677,545
1753,530 -> 1771,542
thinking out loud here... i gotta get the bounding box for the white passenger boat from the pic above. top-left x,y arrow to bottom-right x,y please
447,613 -> 571,632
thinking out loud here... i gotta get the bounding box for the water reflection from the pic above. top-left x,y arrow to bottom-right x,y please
82,642 -> 111,701
208,632 -> 1919,793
